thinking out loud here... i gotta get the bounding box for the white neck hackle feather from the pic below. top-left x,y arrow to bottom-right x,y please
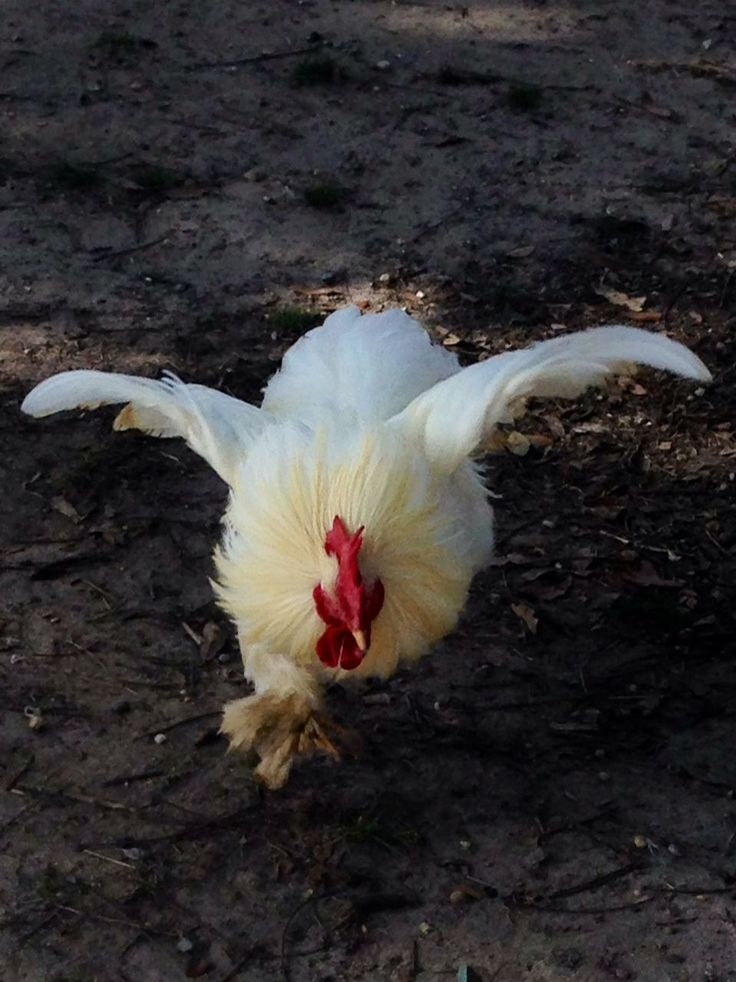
213,420 -> 491,682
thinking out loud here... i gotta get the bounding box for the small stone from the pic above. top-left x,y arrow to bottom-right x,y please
506,431 -> 531,456
244,167 -> 266,182
26,709 -> 44,731
320,269 -> 345,286
153,733 -> 167,745
177,937 -> 194,953
363,692 -> 391,705
418,920 -> 431,936
633,834 -> 647,849
598,770 -> 610,781
378,272 -> 392,284
415,290 -> 426,299
376,60 -> 391,71
449,883 -> 485,905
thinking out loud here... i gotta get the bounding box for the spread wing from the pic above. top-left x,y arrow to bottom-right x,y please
22,370 -> 270,486
392,325 -> 711,473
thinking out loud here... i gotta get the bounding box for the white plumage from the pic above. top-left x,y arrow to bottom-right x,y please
22,369 -> 269,486
22,307 -> 711,787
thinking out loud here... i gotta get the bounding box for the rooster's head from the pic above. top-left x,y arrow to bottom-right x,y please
313,516 -> 385,670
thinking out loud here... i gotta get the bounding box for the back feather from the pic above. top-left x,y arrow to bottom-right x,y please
262,306 -> 459,421
393,326 -> 711,473
21,370 -> 269,486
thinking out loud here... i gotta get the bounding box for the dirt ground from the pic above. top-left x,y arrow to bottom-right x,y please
1,1 -> 736,979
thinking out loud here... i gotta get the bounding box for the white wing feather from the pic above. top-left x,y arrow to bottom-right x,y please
21,370 -> 269,486
393,325 -> 711,473
262,306 -> 459,421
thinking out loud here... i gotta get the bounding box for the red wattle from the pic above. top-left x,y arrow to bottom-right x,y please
316,625 -> 365,671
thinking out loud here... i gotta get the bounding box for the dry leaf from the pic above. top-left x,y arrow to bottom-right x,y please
594,286 -> 647,312
506,431 -> 531,456
527,433 -> 554,449
530,577 -> 572,602
200,621 -> 226,661
641,101 -> 679,121
51,496 -> 83,523
573,421 -> 607,434
480,430 -> 511,454
506,244 -> 535,260
624,560 -> 682,588
511,602 -> 538,634
619,376 -> 649,396
185,958 -> 213,979
492,552 -> 533,567
549,711 -> 600,733
100,525 -> 126,547
449,882 -> 486,905
182,621 -> 203,646
543,413 -> 565,438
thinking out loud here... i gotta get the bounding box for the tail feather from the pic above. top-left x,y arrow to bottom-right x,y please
393,325 -> 711,472
22,370 -> 268,486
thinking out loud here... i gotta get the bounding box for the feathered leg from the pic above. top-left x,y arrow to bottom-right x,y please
220,642 -> 341,789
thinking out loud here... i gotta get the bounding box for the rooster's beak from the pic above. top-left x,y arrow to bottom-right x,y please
351,629 -> 368,653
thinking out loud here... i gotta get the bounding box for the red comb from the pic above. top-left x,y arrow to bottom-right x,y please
325,516 -> 365,595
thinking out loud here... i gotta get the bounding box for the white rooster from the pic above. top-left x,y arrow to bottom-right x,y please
22,307 -> 711,787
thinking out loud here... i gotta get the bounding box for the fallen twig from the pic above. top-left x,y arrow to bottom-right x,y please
11,785 -> 139,814
508,860 -> 645,911
522,896 -> 654,915
82,849 -> 138,871
86,804 -> 259,849
280,893 -> 319,982
547,861 -> 644,901
659,884 -> 736,897
102,768 -> 165,788
192,44 -> 325,72
218,946 -> 265,982
91,234 -> 169,263
0,804 -> 35,840
55,903 -> 176,936
5,754 -> 34,791
142,709 -> 221,738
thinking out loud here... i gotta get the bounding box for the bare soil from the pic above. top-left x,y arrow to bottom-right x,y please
1,1 -> 736,980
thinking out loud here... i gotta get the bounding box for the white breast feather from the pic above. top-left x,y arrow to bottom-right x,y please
213,420 -> 492,680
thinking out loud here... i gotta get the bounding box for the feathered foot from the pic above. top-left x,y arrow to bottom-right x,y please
220,691 -> 348,789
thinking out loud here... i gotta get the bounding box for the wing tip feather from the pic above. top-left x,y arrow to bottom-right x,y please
113,404 -> 137,431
